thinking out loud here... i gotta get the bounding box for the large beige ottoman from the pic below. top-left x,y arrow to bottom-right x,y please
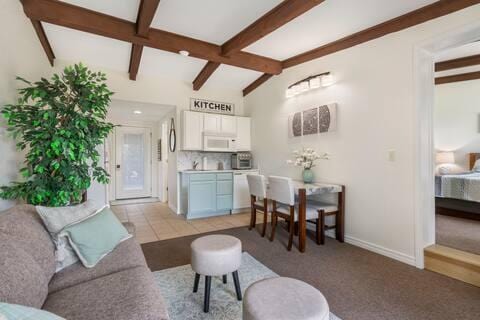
243,277 -> 329,320
191,234 -> 242,313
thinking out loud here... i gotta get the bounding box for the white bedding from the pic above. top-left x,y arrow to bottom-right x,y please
439,172 -> 480,202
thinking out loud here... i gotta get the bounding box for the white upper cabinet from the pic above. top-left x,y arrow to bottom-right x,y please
220,115 -> 237,135
203,114 -> 221,133
183,111 -> 251,152
204,114 -> 236,135
182,111 -> 204,150
235,117 -> 251,151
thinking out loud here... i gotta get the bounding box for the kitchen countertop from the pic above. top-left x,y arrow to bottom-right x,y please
179,169 -> 259,174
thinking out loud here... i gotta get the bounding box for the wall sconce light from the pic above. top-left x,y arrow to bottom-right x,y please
285,72 -> 335,98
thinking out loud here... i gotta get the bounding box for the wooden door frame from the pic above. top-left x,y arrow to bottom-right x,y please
413,21 -> 480,269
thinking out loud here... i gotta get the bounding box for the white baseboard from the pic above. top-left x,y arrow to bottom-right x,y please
110,197 -> 160,205
169,203 -> 178,214
323,230 -> 416,266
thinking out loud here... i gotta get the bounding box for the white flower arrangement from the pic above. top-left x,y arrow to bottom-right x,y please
286,148 -> 329,170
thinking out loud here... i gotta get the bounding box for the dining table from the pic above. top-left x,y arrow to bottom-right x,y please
291,181 -> 345,252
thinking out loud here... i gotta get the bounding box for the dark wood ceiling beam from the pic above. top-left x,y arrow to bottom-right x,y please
30,19 -> 55,66
21,0 -> 282,75
244,0 -> 480,96
435,54 -> 480,72
435,71 -> 480,84
243,74 -> 273,97
283,0 -> 480,69
193,0 -> 324,91
129,44 -> 144,80
222,0 -> 325,56
136,0 -> 160,36
193,62 -> 221,91
129,0 -> 160,80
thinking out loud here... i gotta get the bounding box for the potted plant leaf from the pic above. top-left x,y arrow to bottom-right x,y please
0,63 -> 114,206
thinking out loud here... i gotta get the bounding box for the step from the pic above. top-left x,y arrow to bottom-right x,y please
424,244 -> 480,287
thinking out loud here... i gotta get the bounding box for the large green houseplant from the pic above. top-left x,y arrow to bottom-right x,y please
0,63 -> 114,206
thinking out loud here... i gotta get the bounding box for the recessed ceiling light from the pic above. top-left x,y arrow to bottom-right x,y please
179,50 -> 190,56
133,110 -> 142,114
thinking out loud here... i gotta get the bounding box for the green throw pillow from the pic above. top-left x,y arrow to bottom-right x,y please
0,303 -> 65,320
60,207 -> 132,268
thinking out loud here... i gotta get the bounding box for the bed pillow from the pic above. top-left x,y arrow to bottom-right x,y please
60,206 -> 132,268
0,302 -> 65,320
473,159 -> 480,172
35,200 -> 103,272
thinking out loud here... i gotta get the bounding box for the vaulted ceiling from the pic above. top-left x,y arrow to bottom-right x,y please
20,0 -> 480,95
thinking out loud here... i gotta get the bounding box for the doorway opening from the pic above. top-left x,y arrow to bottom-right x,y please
415,22 -> 480,286
433,41 -> 480,258
106,99 -> 176,205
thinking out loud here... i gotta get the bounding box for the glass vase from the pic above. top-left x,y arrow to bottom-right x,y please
302,169 -> 314,184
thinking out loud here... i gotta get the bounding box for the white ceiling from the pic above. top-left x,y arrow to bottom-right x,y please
245,0 -> 437,60
44,0 -> 445,91
108,99 -> 175,122
435,41 -> 480,61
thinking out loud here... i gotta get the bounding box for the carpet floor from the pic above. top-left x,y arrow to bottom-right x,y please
436,214 -> 480,256
142,224 -> 480,320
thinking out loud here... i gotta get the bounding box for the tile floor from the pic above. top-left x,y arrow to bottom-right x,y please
111,202 -> 267,244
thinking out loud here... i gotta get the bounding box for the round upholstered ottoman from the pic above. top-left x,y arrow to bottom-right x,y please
243,277 -> 329,320
191,234 -> 242,313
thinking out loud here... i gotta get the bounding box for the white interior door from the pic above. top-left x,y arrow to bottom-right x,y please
115,126 -> 152,199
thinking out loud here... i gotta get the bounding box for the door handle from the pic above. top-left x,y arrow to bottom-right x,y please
116,165 -> 121,169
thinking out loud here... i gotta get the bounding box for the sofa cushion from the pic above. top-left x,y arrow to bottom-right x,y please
0,239 -> 50,308
0,205 -> 56,280
48,238 -> 147,293
43,267 -> 169,320
0,302 -> 65,320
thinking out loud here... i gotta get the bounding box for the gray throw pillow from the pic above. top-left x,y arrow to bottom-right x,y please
36,200 -> 104,272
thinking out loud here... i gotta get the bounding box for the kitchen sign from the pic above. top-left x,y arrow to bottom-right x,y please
190,98 -> 235,115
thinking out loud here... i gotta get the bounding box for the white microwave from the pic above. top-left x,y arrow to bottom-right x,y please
203,134 -> 236,152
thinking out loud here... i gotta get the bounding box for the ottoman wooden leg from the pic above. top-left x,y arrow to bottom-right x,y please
223,274 -> 227,284
204,276 -> 211,312
232,271 -> 242,301
193,273 -> 200,293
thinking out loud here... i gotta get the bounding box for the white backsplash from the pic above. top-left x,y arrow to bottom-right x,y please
178,151 -> 232,171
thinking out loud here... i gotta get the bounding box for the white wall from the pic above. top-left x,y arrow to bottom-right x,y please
434,79 -> 480,172
0,1 -> 51,210
244,6 -> 480,265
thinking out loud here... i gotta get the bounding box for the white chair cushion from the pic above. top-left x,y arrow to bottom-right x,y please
191,235 -> 242,276
247,174 -> 267,198
243,277 -> 329,320
267,176 -> 295,206
276,201 -> 338,221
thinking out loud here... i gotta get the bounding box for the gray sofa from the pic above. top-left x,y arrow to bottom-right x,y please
0,205 -> 169,320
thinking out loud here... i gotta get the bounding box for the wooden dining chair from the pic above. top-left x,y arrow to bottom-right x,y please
268,176 -> 337,251
246,174 -> 269,237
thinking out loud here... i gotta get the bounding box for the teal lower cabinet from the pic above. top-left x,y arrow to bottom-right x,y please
189,180 -> 216,215
217,195 -> 233,211
182,172 -> 233,219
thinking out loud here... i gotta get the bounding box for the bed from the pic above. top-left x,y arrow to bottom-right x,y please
435,153 -> 480,221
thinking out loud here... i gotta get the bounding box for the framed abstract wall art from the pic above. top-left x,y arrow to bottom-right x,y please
288,103 -> 337,138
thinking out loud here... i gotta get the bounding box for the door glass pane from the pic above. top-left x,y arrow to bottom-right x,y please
122,133 -> 145,191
